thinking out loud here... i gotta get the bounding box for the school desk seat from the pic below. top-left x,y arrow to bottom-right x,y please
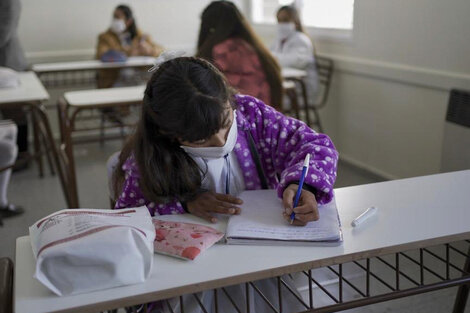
0,72 -> 76,208
282,80 -> 302,120
57,86 -> 144,207
309,56 -> 334,132
282,57 -> 334,132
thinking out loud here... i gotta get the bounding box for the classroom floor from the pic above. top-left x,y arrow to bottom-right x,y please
0,140 -> 467,313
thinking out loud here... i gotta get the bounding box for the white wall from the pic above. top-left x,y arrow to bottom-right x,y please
254,0 -> 470,179
17,0 -> 470,179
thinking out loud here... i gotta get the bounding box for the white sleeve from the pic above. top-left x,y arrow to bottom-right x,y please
273,33 -> 314,69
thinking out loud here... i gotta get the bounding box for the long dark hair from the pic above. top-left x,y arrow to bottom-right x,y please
277,5 -> 316,54
196,1 -> 283,110
116,4 -> 138,40
113,57 -> 235,204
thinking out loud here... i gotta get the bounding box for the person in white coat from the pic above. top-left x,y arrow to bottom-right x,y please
270,5 -> 318,104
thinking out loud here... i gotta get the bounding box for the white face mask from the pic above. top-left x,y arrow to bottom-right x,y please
277,22 -> 296,39
181,111 -> 238,159
110,18 -> 126,34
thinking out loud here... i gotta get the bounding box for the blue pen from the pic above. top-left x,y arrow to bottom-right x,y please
290,153 -> 310,224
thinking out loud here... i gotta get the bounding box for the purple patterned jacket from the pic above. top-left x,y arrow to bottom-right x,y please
115,95 -> 338,215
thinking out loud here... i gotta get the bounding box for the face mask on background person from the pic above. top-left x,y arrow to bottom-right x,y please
110,18 -> 126,34
277,22 -> 296,39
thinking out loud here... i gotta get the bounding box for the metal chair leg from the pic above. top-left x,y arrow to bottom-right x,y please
34,104 -> 79,208
100,112 -> 106,147
30,108 -> 44,177
310,107 -> 324,133
40,128 -> 56,176
452,246 -> 470,313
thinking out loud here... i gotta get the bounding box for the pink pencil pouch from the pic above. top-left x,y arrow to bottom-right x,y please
152,219 -> 224,260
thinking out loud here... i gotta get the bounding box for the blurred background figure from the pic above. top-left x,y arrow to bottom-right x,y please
0,0 -> 29,171
0,120 -> 24,224
271,5 -> 318,103
196,1 -> 283,111
96,4 -> 164,88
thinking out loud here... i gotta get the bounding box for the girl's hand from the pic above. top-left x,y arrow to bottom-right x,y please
282,184 -> 319,226
186,191 -> 243,223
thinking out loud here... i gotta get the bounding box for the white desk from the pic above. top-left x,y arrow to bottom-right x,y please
57,85 -> 145,208
14,170 -> 470,313
63,85 -> 145,108
32,56 -> 156,88
282,67 -> 307,79
0,73 -> 74,208
0,72 -> 49,104
32,56 -> 156,73
0,72 -> 50,176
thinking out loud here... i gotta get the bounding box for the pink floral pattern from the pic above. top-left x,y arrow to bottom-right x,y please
152,219 -> 224,260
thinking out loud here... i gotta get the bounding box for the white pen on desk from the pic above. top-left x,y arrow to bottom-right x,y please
351,206 -> 378,227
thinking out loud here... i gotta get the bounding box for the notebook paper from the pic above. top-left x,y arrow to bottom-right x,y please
154,190 -> 342,246
226,190 -> 342,245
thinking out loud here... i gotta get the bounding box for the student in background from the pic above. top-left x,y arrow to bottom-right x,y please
271,5 -> 318,102
112,56 -> 337,312
196,1 -> 283,111
96,4 -> 163,88
0,121 -> 24,224
0,0 -> 29,170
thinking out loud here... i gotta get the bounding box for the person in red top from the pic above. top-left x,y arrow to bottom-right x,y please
196,1 -> 283,111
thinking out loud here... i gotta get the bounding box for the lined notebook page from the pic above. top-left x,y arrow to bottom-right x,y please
226,190 -> 342,244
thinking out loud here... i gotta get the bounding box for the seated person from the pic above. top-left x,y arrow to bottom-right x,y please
271,5 -> 318,103
196,1 -> 283,111
0,120 -> 23,223
96,4 -> 164,88
112,56 -> 338,312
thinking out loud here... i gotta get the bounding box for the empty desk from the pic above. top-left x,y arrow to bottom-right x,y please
0,72 -> 74,207
58,85 -> 145,207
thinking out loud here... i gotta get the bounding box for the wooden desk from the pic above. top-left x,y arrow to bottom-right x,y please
32,57 -> 156,87
57,85 -> 145,208
0,72 -> 75,208
14,170 -> 470,313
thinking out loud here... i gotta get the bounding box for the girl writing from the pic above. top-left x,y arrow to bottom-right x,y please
113,57 -> 338,227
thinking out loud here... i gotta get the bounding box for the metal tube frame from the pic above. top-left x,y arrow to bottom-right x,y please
110,240 -> 470,313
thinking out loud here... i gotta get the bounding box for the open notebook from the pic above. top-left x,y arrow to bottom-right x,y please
154,189 -> 342,246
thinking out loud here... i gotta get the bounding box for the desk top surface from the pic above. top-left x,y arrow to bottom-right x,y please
62,67 -> 305,107
32,56 -> 156,73
14,170 -> 470,313
0,72 -> 49,104
64,85 -> 146,106
282,67 -> 307,78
